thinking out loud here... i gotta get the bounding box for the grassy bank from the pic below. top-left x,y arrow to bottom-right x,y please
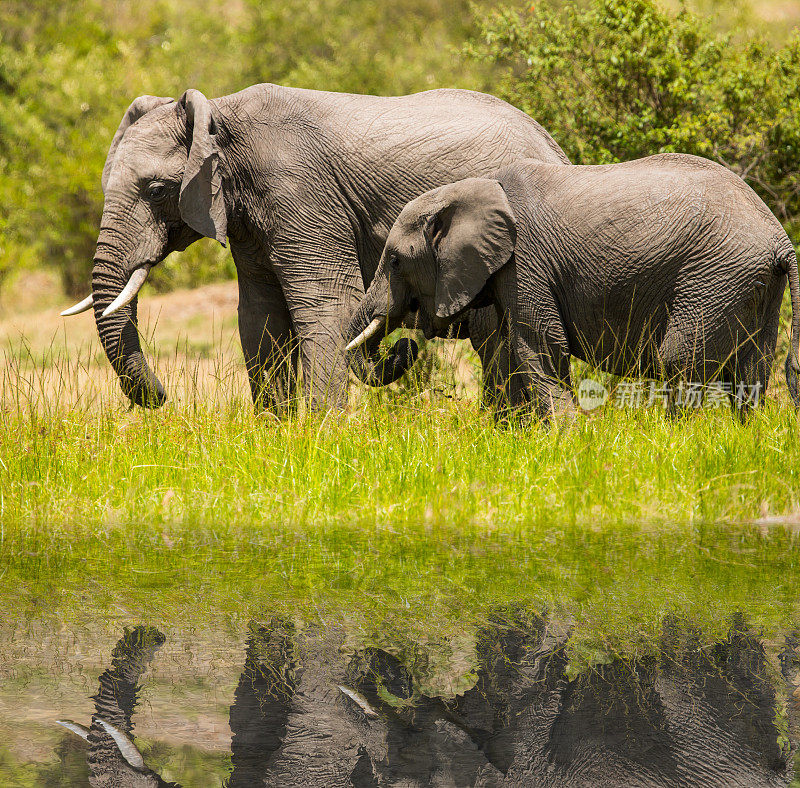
2,301 -> 800,657
4,384 -> 800,530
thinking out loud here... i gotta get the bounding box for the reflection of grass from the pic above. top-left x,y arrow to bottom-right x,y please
5,509 -> 800,660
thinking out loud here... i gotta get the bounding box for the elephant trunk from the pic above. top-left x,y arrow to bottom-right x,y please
345,294 -> 418,387
92,239 -> 166,408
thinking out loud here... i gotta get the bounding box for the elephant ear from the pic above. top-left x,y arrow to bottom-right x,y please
102,95 -> 175,194
425,178 -> 516,320
178,89 -> 227,247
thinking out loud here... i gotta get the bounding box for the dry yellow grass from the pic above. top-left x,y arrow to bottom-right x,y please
1,278 -> 246,408
1,273 -> 483,410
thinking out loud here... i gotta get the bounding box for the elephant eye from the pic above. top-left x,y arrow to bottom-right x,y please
146,181 -> 168,201
389,253 -> 400,271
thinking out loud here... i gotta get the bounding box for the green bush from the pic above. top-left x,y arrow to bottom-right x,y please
243,0 -> 488,95
0,0 -> 491,301
467,0 -> 800,239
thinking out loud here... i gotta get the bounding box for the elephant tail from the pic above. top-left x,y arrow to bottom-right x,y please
783,242 -> 800,409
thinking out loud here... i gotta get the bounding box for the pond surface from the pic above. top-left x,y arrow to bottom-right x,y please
2,611 -> 800,787
2,518 -> 800,786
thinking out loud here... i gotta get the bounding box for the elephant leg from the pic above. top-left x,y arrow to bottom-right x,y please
293,302 -> 351,411
726,354 -> 766,422
730,285 -> 782,417
272,241 -> 364,412
468,305 -> 513,415
228,620 -> 297,788
238,270 -> 299,417
512,315 -> 575,424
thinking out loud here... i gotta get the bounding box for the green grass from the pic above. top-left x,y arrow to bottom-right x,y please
3,319 -> 800,784
2,338 -> 800,660
4,389 -> 800,529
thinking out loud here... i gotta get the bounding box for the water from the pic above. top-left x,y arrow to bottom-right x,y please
2,612 -> 798,787
3,513 -> 800,785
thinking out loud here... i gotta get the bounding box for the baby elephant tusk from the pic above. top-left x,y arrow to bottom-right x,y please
60,295 -> 94,316
346,317 -> 385,352
101,266 -> 151,318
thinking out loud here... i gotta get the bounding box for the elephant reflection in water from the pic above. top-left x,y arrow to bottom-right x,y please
56,627 -> 178,788
58,614 -> 799,787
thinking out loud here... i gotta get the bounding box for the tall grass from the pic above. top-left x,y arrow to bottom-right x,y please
2,327 -> 800,660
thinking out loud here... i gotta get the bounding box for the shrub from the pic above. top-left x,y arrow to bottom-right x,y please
467,0 -> 800,239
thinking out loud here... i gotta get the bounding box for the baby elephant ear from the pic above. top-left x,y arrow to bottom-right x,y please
425,178 -> 516,320
102,95 -> 174,194
178,89 -> 227,246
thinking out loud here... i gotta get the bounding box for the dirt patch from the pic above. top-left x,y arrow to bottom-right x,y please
0,279 -> 240,351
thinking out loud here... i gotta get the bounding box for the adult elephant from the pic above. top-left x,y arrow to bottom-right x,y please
60,84 -> 569,412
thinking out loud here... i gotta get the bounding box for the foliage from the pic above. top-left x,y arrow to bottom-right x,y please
0,0 -> 490,301
0,1 -> 241,297
243,0 -> 487,95
467,0 -> 800,238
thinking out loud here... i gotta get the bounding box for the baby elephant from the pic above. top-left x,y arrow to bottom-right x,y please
346,154 -> 800,420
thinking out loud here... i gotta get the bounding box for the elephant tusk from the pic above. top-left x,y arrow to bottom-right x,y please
338,685 -> 379,718
96,718 -> 146,769
60,295 -> 94,316
101,266 -> 151,318
56,719 -> 91,740
346,317 -> 385,352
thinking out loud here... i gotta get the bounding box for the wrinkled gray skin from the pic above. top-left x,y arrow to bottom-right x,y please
349,154 -> 800,421
80,85 -> 568,412
60,616 -> 799,787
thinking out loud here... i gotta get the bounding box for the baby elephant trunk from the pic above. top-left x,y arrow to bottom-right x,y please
345,297 -> 418,387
